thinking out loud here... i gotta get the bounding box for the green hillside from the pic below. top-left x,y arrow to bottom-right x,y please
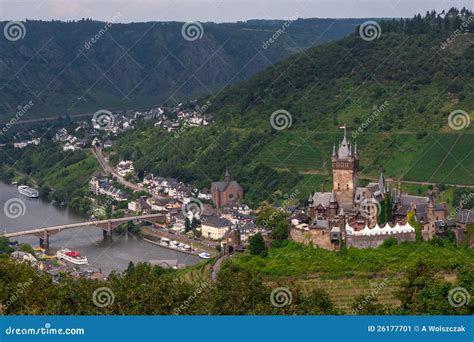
0,18 -> 365,119
111,9 -> 474,206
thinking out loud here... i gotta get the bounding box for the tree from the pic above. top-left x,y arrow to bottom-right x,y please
18,243 -> 35,256
184,217 -> 191,232
272,221 -> 289,240
0,237 -> 14,254
395,260 -> 454,314
249,233 -> 266,256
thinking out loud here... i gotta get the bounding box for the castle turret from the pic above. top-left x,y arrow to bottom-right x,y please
332,128 -> 359,204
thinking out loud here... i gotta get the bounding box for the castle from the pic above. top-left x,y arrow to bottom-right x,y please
290,128 -> 455,249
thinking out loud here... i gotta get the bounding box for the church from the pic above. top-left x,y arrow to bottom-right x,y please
211,168 -> 244,208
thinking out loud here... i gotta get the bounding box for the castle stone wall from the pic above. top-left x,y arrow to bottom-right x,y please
346,232 -> 416,248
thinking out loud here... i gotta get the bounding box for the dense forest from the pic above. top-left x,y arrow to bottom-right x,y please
0,18 -> 366,119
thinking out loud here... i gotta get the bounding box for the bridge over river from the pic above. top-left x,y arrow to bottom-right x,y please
2,213 -> 165,248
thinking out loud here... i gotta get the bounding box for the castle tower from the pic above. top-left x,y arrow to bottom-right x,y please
332,127 -> 359,204
328,190 -> 338,219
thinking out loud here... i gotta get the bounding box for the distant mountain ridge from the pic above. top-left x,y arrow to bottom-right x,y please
0,18 -> 367,119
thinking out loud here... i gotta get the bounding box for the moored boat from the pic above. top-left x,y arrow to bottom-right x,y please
198,252 -> 211,259
56,248 -> 88,265
18,185 -> 39,198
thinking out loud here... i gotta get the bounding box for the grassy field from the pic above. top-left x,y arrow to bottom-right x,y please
224,241 -> 474,279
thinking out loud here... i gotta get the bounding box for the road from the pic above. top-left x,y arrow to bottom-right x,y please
0,112 -> 94,126
92,146 -> 147,193
211,254 -> 228,283
375,178 -> 474,189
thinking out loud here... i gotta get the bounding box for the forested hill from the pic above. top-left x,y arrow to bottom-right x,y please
112,8 -> 474,206
0,18 -> 366,119
207,7 -> 474,131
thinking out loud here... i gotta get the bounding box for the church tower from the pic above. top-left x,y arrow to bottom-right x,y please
331,127 -> 359,204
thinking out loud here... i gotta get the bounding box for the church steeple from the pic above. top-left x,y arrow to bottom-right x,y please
224,167 -> 231,183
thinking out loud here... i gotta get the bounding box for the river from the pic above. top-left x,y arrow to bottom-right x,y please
0,182 -> 200,274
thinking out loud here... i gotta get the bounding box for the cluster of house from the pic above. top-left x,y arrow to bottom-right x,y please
12,138 -> 41,149
87,166 -> 259,248
89,173 -> 128,201
54,127 -> 95,151
151,102 -> 213,134
117,160 -> 135,177
289,130 -> 474,249
138,174 -> 202,200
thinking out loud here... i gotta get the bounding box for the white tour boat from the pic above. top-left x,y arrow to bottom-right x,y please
18,185 -> 39,198
56,248 -> 88,265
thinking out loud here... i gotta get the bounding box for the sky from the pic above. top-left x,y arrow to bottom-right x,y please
0,0 -> 472,23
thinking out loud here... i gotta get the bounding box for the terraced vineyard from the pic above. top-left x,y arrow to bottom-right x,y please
299,277 -> 402,313
256,131 -> 474,192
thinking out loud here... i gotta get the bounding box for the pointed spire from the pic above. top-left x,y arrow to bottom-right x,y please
378,173 -> 385,193
330,190 -> 337,203
332,143 -> 336,156
428,192 -> 435,208
224,167 -> 231,182
354,142 -> 358,155
338,207 -> 345,216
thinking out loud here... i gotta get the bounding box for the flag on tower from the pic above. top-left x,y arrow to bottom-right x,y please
339,123 -> 347,137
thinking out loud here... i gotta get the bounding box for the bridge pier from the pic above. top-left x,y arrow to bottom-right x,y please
103,221 -> 113,241
39,231 -> 49,249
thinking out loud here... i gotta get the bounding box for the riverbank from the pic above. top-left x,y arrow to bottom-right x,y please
141,226 -> 217,255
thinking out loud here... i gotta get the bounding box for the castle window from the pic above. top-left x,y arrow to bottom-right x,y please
346,184 -> 349,190
337,183 -> 340,190
229,194 -> 234,199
